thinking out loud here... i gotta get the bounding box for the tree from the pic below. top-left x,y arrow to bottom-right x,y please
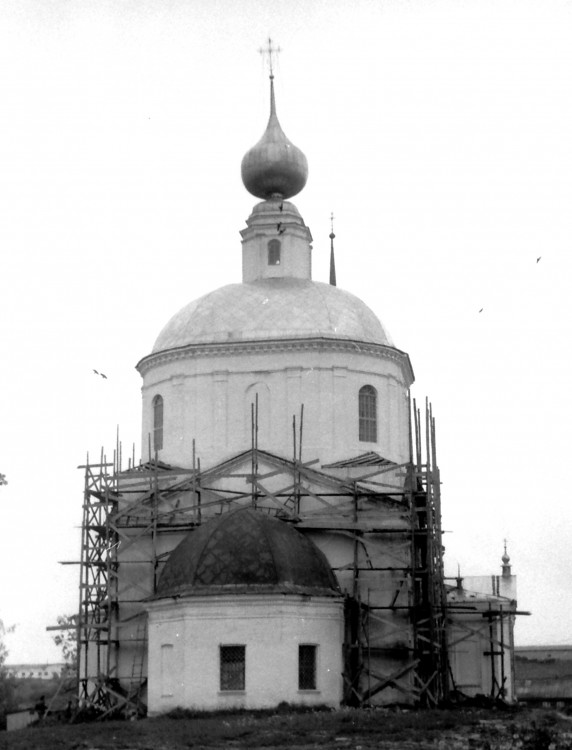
0,620 -> 9,669
51,614 -> 78,679
0,619 -> 16,729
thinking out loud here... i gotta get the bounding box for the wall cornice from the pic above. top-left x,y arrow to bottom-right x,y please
137,337 -> 414,385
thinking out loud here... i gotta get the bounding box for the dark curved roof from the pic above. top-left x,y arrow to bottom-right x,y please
154,507 -> 341,599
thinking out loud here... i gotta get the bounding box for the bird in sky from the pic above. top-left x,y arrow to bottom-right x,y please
537,256 -> 542,263
93,369 -> 99,375
100,372 -> 108,379
479,308 -> 484,313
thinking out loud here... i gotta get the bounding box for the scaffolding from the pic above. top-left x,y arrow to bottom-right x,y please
76,448 -> 119,712
73,398 -> 454,713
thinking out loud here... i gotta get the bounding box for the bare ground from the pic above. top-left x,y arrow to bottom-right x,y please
2,705 -> 572,750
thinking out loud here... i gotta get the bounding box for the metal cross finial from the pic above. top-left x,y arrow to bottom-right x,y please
330,212 -> 335,237
259,37 -> 281,78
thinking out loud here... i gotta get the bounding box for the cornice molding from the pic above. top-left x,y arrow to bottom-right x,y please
137,337 -> 414,384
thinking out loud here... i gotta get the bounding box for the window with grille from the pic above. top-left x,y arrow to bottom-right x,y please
220,645 -> 245,691
268,239 -> 281,265
153,394 -> 163,452
359,385 -> 377,442
298,644 -> 317,690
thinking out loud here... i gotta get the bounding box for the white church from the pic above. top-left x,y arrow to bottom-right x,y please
77,51 -> 519,716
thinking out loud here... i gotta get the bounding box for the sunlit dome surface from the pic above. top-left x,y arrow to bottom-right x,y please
152,278 -> 393,352
154,507 -> 341,598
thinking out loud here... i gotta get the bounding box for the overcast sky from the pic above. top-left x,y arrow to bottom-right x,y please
1,0 -> 571,663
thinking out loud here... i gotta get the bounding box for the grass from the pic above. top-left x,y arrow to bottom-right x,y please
2,704 -> 572,750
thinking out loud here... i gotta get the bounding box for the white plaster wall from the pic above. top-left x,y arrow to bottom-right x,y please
448,612 -> 516,702
463,574 -> 517,602
140,345 -> 410,469
146,595 -> 344,715
240,199 -> 313,284
7,711 -> 37,732
242,231 -> 312,282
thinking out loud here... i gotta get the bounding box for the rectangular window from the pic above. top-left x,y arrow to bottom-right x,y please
220,645 -> 245,691
298,644 -> 317,690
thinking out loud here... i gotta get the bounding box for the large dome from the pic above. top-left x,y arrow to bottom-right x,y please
152,278 -> 394,353
154,507 -> 341,599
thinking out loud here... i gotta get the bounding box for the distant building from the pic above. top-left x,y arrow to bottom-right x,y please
516,645 -> 572,662
515,645 -> 572,707
448,559 -> 517,700
4,663 -> 65,680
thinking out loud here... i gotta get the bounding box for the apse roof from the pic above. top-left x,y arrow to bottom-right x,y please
153,507 -> 341,599
152,277 -> 393,353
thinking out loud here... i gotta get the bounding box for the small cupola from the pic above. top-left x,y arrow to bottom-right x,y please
501,540 -> 512,578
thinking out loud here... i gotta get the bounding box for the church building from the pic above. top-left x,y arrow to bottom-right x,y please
76,50 -> 518,715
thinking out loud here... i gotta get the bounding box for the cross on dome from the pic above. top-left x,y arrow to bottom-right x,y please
259,37 -> 281,79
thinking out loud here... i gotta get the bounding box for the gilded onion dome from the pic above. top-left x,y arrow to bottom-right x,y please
241,75 -> 308,200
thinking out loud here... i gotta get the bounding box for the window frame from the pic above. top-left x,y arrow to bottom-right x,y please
298,644 -> 318,691
220,644 -> 246,692
358,385 -> 377,443
152,394 -> 164,452
267,239 -> 281,266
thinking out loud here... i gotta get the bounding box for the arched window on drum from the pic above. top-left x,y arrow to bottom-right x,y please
268,239 -> 281,266
153,394 -> 164,452
359,385 -> 377,443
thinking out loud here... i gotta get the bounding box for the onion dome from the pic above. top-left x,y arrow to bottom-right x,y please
241,76 -> 308,200
153,507 -> 341,599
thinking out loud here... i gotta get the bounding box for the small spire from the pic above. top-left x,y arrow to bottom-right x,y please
329,212 -> 337,287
